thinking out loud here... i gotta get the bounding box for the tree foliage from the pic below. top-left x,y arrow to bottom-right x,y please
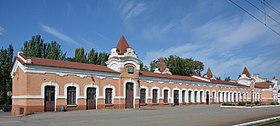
66,48 -> 110,65
149,55 -> 204,76
22,35 -> 66,60
0,45 -> 14,105
224,76 -> 231,81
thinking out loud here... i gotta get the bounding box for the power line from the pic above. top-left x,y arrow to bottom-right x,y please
228,0 -> 280,37
261,0 -> 280,16
244,0 -> 280,25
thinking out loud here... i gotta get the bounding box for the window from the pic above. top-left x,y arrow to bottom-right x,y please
200,91 -> 203,103
188,91 -> 192,103
218,92 -> 221,102
140,89 -> 146,104
212,92 -> 215,102
152,89 -> 158,104
67,87 -> 76,105
163,90 -> 168,103
105,88 -> 113,104
194,91 -> 198,103
127,66 -> 134,74
182,90 -> 185,103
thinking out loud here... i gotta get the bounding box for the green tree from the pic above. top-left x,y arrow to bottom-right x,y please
140,63 -> 149,71
149,55 -> 204,76
215,76 -> 221,80
225,76 -> 231,81
74,48 -> 87,63
22,35 -> 66,60
0,44 -> 14,105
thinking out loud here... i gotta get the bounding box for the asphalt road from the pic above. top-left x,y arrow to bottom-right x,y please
1,105 -> 280,126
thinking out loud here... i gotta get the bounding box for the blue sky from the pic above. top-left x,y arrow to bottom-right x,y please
0,0 -> 280,80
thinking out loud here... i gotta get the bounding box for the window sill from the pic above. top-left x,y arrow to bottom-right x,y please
105,104 -> 114,106
140,103 -> 147,106
67,105 -> 77,107
164,103 -> 169,105
152,103 -> 159,105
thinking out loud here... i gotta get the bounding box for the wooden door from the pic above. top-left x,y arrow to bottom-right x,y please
206,92 -> 210,104
87,88 -> 96,109
45,86 -> 55,111
174,90 -> 179,105
125,83 -> 134,108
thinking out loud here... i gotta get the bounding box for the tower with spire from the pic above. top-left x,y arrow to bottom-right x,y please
154,58 -> 172,75
237,67 -> 253,86
203,67 -> 215,80
106,35 -> 141,72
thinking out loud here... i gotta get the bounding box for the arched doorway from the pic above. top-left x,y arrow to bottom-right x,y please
125,83 -> 134,108
173,90 -> 179,105
44,86 -> 55,112
206,91 -> 210,104
87,87 -> 96,109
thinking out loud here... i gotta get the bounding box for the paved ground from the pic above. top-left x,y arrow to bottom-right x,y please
1,105 -> 280,126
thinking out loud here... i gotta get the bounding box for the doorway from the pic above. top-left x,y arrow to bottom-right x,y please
87,87 -> 96,109
173,90 -> 179,105
125,83 -> 134,108
45,86 -> 55,112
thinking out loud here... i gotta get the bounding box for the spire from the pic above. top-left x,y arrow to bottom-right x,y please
242,67 -> 251,78
116,35 -> 130,55
206,67 -> 213,78
157,58 -> 167,72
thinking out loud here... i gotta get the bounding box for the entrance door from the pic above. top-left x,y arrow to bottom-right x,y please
125,83 -> 134,108
174,90 -> 179,105
87,88 -> 96,109
206,91 -> 210,104
45,86 -> 55,111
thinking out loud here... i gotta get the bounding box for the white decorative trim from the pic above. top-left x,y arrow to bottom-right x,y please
162,87 -> 170,103
64,82 -> 80,105
84,83 -> 99,109
140,86 -> 149,104
123,79 -> 137,108
146,80 -> 153,83
103,84 -> 116,104
151,86 -> 160,104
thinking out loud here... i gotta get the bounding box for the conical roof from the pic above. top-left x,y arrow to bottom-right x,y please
116,35 -> 130,55
206,67 -> 213,78
242,67 -> 251,78
158,58 -> 167,72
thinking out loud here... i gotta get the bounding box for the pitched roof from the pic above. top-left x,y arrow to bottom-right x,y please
255,82 -> 273,88
242,67 -> 251,78
17,53 -> 118,73
210,80 -> 248,87
206,67 -> 213,78
116,35 -> 130,55
140,71 -> 207,82
158,58 -> 167,72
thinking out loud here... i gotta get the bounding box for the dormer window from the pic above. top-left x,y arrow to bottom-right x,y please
128,66 -> 134,74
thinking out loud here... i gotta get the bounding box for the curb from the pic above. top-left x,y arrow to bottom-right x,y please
220,105 -> 280,108
232,116 -> 280,126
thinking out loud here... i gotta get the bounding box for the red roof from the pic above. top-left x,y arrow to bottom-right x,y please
158,58 -> 167,72
242,67 -> 251,78
140,71 -> 211,83
206,67 -> 213,78
116,35 -> 130,55
255,82 -> 273,88
18,53 -> 118,73
210,80 -> 248,87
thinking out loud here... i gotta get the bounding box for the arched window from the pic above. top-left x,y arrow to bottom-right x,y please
67,87 -> 76,105
105,88 -> 113,104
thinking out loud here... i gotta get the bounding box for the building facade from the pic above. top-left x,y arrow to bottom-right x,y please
11,36 -> 278,116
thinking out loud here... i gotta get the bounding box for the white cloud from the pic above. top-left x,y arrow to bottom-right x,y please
40,24 -> 79,45
142,10 -> 280,79
0,26 -> 5,35
118,0 -> 147,21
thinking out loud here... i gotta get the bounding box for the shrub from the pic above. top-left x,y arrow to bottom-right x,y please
253,101 -> 261,105
271,102 -> 279,105
237,102 -> 246,106
222,102 -> 236,106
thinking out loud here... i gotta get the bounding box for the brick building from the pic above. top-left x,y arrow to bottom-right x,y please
10,36 -> 278,116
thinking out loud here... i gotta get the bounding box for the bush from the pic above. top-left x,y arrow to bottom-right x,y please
237,102 -> 246,106
253,101 -> 261,105
271,102 -> 279,105
222,102 -> 236,106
